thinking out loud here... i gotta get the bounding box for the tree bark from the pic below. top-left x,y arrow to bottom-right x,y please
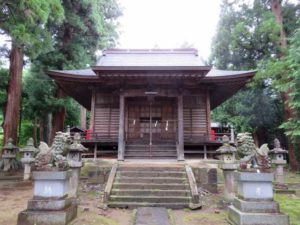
50,88 -> 66,143
3,44 -> 23,145
271,0 -> 299,170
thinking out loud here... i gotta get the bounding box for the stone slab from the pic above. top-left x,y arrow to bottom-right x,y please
219,163 -> 238,170
135,207 -> 171,225
17,203 -> 77,225
236,172 -> 274,200
235,172 -> 274,182
233,197 -> 279,213
33,171 -> 71,180
33,179 -> 69,198
27,197 -> 71,211
228,205 -> 289,225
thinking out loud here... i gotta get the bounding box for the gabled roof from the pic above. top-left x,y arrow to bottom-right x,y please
92,49 -> 210,71
47,49 -> 256,110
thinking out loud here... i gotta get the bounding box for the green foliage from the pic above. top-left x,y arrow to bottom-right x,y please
0,67 -> 9,113
210,0 -> 280,70
22,0 -> 121,136
0,0 -> 64,58
210,0 -> 299,145
259,25 -> 300,142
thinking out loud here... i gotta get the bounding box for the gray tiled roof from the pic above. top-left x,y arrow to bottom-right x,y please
95,49 -> 206,67
50,69 -> 96,76
206,69 -> 256,77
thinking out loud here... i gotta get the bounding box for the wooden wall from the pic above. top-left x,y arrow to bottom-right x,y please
94,93 -> 119,140
183,93 -> 208,141
93,90 -> 210,143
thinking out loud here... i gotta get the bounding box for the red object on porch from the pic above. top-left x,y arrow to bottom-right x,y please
86,129 -> 91,140
210,129 -> 215,141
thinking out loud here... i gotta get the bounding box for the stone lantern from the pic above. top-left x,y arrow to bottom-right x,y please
67,132 -> 88,197
269,138 -> 288,184
20,138 -> 39,180
0,138 -> 21,172
216,135 -> 238,202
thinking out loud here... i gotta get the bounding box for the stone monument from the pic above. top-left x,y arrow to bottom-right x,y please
17,132 -> 77,225
0,138 -> 22,173
216,135 -> 238,202
228,133 -> 289,225
269,138 -> 288,184
20,138 -> 39,180
67,132 -> 88,197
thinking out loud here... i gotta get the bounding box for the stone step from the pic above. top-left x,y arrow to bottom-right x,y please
125,156 -> 177,159
111,189 -> 191,197
124,152 -> 177,157
116,177 -> 187,184
125,148 -> 177,152
109,195 -> 191,203
118,166 -> 184,172
112,183 -> 190,190
117,171 -> 186,178
107,201 -> 189,209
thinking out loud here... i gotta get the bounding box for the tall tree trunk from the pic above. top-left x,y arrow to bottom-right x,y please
3,44 -> 23,145
50,88 -> 66,143
271,0 -> 299,170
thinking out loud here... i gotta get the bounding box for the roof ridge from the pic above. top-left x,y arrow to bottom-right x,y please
102,48 -> 198,55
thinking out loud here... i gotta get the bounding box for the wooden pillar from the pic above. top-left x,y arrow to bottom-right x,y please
93,143 -> 97,161
89,89 -> 96,132
80,106 -> 87,130
118,94 -> 125,161
204,145 -> 207,160
206,90 -> 211,136
177,95 -> 184,161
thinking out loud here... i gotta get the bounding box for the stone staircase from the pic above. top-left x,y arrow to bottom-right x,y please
106,164 -> 200,209
124,144 -> 177,159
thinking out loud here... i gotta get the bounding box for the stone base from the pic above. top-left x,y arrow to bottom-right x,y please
233,198 -> 279,213
228,205 -> 289,225
17,200 -> 77,225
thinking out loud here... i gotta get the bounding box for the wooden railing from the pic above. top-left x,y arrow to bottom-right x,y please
71,131 -> 234,143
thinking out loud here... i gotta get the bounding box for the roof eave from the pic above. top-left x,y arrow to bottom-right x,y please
91,65 -> 212,72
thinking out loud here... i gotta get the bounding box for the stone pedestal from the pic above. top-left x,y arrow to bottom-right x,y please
228,172 -> 289,225
69,163 -> 82,197
21,158 -> 35,180
219,163 -> 238,202
272,159 -> 286,184
17,170 -> 77,225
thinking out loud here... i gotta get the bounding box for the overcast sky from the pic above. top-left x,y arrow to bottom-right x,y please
117,0 -> 221,61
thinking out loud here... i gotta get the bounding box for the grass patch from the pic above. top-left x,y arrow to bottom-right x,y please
71,211 -> 120,225
275,194 -> 300,225
284,171 -> 300,184
183,212 -> 227,224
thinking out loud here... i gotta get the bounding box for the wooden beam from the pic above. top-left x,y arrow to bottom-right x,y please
89,88 -> 96,132
206,90 -> 211,135
177,94 -> 184,161
80,106 -> 87,130
118,93 -> 125,161
93,143 -> 97,161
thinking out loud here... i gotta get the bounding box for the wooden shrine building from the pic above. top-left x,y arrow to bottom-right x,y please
48,49 -> 255,160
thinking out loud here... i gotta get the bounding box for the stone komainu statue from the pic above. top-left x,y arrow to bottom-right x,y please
35,132 -> 72,170
236,133 -> 270,171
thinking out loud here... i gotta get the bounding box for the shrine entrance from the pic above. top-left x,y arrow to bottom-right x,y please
125,97 -> 177,158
